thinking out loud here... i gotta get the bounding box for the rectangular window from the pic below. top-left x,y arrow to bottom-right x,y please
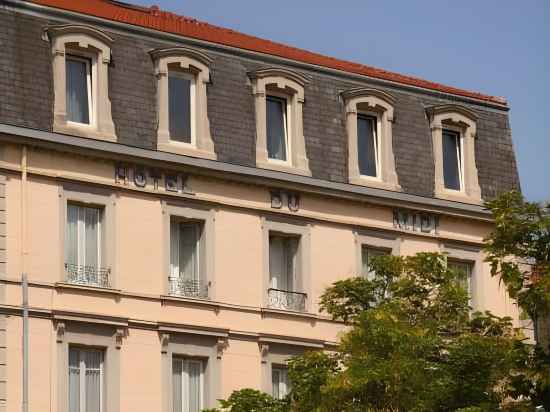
66,55 -> 92,125
361,246 -> 388,280
357,114 -> 379,177
172,358 -> 204,412
66,203 -> 107,287
442,129 -> 463,191
269,235 -> 299,291
168,71 -> 193,144
272,366 -> 290,400
448,260 -> 473,294
69,347 -> 104,412
266,96 -> 288,161
170,219 -> 205,297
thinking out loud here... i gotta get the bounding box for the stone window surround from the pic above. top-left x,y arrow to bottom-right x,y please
161,200 -> 216,299
150,47 -> 216,160
442,242 -> 482,310
58,183 -> 117,288
249,67 -> 311,176
261,217 -> 311,312
427,104 -> 482,204
44,24 -> 117,142
342,88 -> 400,191
353,229 -> 401,277
160,330 -> 224,412
55,321 -> 122,412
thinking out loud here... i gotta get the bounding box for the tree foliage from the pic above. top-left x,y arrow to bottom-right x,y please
484,191 -> 550,330
209,250 -> 549,411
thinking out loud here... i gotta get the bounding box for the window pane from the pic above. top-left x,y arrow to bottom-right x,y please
172,359 -> 183,412
85,350 -> 102,412
66,57 -> 90,124
266,97 -> 287,161
170,220 -> 180,279
179,224 -> 198,282
188,361 -> 202,412
449,260 -> 473,293
66,204 -> 79,266
84,207 -> 99,269
169,74 -> 192,143
269,235 -> 297,291
357,115 -> 378,177
272,367 -> 289,399
361,247 -> 388,280
442,130 -> 461,190
69,349 -> 80,412
272,369 -> 281,399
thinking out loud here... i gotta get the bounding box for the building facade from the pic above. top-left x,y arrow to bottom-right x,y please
0,0 -> 525,411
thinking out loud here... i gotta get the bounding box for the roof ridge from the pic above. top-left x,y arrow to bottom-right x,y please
26,0 -> 508,106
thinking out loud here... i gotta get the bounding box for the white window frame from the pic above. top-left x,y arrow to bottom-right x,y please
442,126 -> 465,193
169,218 -> 204,297
172,358 -> 205,412
266,92 -> 292,166
65,53 -> 95,128
361,245 -> 389,280
356,111 -> 382,181
69,347 -> 104,412
167,69 -> 197,147
271,365 -> 290,400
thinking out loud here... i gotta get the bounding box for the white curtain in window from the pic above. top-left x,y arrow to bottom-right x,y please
85,351 -> 102,412
172,359 -> 183,412
188,361 -> 201,412
180,224 -> 198,282
85,207 -> 99,269
66,57 -> 90,124
69,348 -> 81,412
269,236 -> 297,291
66,204 -> 79,266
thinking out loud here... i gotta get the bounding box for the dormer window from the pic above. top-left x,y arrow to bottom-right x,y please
357,114 -> 379,178
342,88 -> 400,190
44,24 -> 117,141
266,95 -> 290,162
442,129 -> 463,191
249,67 -> 311,176
66,54 -> 92,125
168,68 -> 195,144
427,104 -> 481,203
150,47 -> 216,160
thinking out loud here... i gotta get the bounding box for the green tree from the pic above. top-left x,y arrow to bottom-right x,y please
484,191 -> 550,346
210,252 -> 549,411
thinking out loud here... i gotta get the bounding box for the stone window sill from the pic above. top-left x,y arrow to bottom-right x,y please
158,141 -> 217,160
256,160 -> 311,177
53,123 -> 117,142
55,281 -> 122,296
349,176 -> 401,191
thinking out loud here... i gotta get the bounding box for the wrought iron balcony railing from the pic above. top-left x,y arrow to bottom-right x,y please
65,263 -> 111,288
169,278 -> 208,299
267,288 -> 307,312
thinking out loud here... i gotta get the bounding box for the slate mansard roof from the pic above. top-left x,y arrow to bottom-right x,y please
0,0 -> 520,201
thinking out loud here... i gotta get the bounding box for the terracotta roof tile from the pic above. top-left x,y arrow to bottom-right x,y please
29,0 -> 507,105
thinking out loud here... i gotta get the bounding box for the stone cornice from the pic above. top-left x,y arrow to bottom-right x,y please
248,66 -> 310,87
425,104 -> 478,122
42,23 -> 114,46
148,46 -> 213,66
341,87 -> 396,105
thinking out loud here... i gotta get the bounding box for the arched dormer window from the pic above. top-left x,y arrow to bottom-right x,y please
249,67 -> 310,176
342,88 -> 400,190
150,47 -> 216,160
427,104 -> 481,203
44,24 -> 117,141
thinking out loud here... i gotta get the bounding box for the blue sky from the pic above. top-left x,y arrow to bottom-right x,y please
132,0 -> 549,201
